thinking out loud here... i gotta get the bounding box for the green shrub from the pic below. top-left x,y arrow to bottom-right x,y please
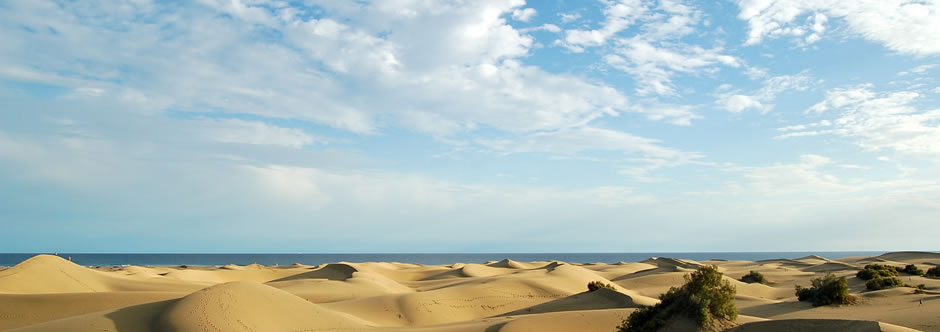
588,280 -> 615,292
794,273 -> 851,306
618,265 -> 737,332
902,264 -> 924,276
856,264 -> 900,280
925,266 -> 940,278
740,271 -> 767,284
866,276 -> 903,290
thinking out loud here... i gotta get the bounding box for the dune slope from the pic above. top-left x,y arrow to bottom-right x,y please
155,281 -> 370,332
4,252 -> 937,332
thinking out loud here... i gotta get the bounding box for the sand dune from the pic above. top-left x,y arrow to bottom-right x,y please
155,281 -> 370,332
497,308 -> 634,332
640,257 -> 705,269
500,288 -> 648,316
803,261 -> 859,272
728,319 -> 921,332
486,259 -> 533,269
755,258 -> 817,268
0,255 -> 200,294
3,252 -> 938,331
10,299 -> 177,332
0,255 -> 116,293
875,252 -> 940,263
0,292 -> 184,331
269,270 -> 414,303
275,262 -> 359,281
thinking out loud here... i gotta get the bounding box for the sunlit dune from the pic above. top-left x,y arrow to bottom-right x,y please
1,253 -> 938,331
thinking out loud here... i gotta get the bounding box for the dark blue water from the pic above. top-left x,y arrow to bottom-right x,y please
0,252 -> 895,267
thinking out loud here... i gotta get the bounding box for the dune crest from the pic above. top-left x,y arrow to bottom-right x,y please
728,319 -> 921,332
640,257 -> 705,269
3,252 -> 936,332
155,281 -> 370,332
0,255 -> 115,293
501,287 -> 652,316
875,252 -> 940,264
803,261 -> 859,272
275,262 -> 359,281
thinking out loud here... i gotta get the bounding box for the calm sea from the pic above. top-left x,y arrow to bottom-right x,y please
0,252 -> 893,267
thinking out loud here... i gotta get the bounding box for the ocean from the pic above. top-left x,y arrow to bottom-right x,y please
0,252 -> 894,267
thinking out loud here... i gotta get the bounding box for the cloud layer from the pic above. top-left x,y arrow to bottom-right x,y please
0,0 -> 938,252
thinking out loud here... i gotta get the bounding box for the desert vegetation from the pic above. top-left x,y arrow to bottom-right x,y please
901,264 -> 924,276
855,264 -> 909,290
865,276 -> 902,290
857,264 -> 925,280
924,266 -> 939,278
795,273 -> 853,306
617,265 -> 736,332
739,270 -> 766,284
855,264 -> 899,280
588,280 -> 615,292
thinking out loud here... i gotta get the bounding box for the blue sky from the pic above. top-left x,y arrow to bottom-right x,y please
1,0 -> 938,253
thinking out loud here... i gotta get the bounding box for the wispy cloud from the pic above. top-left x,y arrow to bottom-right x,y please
556,0 -> 740,97
780,85 -> 940,157
736,0 -> 940,55
716,71 -> 819,113
2,0 -> 940,251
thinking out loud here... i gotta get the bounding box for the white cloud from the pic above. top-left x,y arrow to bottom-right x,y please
72,87 -> 107,97
736,0 -> 940,55
558,0 -> 647,52
633,103 -> 701,125
607,39 -> 740,96
200,119 -> 323,148
745,66 -> 768,79
0,121 -> 665,251
716,71 -> 817,113
466,123 -> 709,183
719,94 -> 764,113
512,7 -> 537,22
777,119 -> 832,132
712,154 -> 940,219
383,60 -> 630,134
803,13 -> 827,45
396,111 -> 472,137
806,85 -> 876,113
196,0 -> 280,26
560,0 -> 740,96
910,64 -> 938,73
0,65 -> 97,87
0,0 -> 701,200
475,126 -> 703,177
724,154 -> 859,196
521,24 -> 562,33
558,12 -> 581,23
782,85 -> 940,157
0,0 -> 689,146
0,132 -> 126,187
3,0 -> 940,252
899,63 -> 937,76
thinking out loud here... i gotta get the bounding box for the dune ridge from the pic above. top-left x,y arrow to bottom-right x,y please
155,281 -> 370,332
2,252 -> 938,332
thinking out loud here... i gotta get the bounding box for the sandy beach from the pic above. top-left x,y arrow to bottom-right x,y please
1,252 -> 938,331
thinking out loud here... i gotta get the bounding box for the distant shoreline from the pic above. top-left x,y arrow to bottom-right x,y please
5,251 -> 935,267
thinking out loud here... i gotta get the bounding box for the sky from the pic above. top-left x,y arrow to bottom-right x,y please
0,0 -> 938,253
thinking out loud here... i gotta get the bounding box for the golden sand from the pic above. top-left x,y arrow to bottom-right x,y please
1,252 -> 938,331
